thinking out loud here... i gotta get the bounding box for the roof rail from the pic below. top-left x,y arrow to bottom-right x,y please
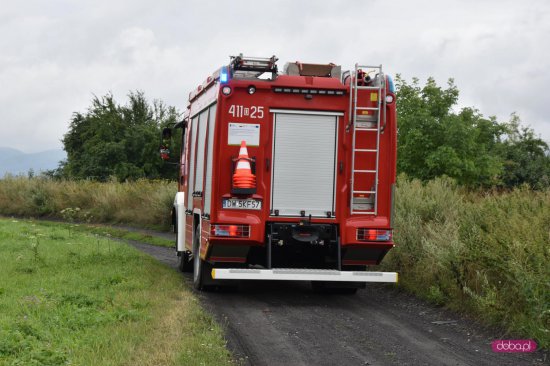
229,53 -> 278,79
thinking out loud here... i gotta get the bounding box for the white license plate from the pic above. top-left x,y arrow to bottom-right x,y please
222,199 -> 262,210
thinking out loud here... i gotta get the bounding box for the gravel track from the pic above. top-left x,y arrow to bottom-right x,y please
125,230 -> 547,366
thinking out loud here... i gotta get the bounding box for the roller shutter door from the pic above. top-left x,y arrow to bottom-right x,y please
271,112 -> 338,217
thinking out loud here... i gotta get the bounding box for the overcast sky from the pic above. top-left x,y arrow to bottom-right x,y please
1,0 -> 549,153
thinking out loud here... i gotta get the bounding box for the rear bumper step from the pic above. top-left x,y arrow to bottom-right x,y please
211,268 -> 398,283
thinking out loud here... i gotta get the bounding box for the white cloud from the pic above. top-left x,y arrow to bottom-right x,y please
0,0 -> 549,153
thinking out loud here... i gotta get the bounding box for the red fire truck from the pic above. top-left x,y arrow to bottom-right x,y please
163,54 -> 398,292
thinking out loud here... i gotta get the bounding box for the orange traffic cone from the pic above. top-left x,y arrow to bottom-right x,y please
232,140 -> 256,190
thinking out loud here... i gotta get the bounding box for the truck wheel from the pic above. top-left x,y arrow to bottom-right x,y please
192,225 -> 212,290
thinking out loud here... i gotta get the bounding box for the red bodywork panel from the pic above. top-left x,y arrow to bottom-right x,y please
178,67 -> 397,264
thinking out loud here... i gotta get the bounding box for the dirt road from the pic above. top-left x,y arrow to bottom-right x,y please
127,237 -> 547,366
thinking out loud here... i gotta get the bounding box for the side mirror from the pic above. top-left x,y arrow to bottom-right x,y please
160,127 -> 173,161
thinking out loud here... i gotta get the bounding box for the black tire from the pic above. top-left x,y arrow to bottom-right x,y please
192,225 -> 212,290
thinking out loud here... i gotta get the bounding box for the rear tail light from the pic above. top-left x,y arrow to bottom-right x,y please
357,229 -> 392,241
211,224 -> 250,238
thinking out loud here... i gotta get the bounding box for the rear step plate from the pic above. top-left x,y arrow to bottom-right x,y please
211,268 -> 398,283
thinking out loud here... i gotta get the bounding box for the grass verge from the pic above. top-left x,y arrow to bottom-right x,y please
0,218 -> 232,366
0,218 -> 175,248
84,225 -> 173,247
71,222 -> 174,248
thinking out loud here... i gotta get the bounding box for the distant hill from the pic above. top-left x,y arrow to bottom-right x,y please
0,147 -> 66,177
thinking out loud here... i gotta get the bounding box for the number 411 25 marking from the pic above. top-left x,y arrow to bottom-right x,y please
229,105 -> 264,119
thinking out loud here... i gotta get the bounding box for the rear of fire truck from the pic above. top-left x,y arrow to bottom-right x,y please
167,54 -> 398,293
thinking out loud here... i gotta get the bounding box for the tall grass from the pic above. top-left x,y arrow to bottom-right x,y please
382,176 -> 550,347
0,177 -> 176,229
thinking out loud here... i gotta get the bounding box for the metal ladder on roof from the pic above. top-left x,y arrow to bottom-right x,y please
349,63 -> 384,215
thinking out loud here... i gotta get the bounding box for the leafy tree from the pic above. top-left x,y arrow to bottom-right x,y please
395,76 -> 550,189
395,76 -> 505,187
500,114 -> 550,189
62,91 -> 181,181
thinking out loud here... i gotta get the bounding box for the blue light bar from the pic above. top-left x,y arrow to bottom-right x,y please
220,66 -> 229,83
387,75 -> 395,93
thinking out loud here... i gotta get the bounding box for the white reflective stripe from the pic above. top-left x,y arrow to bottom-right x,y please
239,146 -> 248,156
236,160 -> 251,169
211,268 -> 398,283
